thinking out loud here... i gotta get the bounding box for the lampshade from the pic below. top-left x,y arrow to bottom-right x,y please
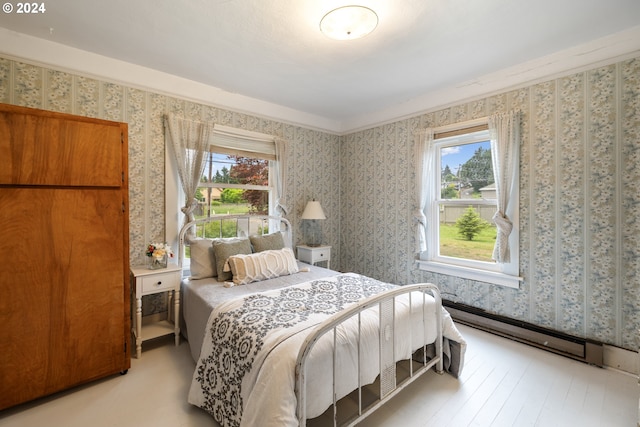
301,200 -> 326,220
320,5 -> 378,41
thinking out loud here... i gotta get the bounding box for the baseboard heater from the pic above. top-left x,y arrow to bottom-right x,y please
443,300 -> 604,367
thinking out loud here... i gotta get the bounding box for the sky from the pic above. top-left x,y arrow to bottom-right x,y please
202,153 -> 236,179
441,140 -> 491,174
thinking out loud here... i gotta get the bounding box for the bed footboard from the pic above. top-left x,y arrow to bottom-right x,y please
295,283 -> 443,427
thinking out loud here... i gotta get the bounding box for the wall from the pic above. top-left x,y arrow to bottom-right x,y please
0,55 -> 341,313
340,56 -> 640,350
2,52 -> 638,351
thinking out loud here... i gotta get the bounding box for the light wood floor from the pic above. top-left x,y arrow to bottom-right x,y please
0,324 -> 636,427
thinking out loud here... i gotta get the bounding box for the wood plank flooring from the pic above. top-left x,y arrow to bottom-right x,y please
0,324 -> 636,427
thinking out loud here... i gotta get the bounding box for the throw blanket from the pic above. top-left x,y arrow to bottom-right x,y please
188,273 -> 464,427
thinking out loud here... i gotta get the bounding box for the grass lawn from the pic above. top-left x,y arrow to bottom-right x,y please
439,223 -> 496,262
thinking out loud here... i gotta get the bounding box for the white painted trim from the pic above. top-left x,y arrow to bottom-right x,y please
432,117 -> 488,134
603,344 -> 638,376
1,25 -> 640,134
417,260 -> 522,289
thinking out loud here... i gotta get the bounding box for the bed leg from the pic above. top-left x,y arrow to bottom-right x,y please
436,354 -> 444,374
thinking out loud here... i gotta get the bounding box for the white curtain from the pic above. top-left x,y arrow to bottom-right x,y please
273,137 -> 288,215
165,114 -> 212,242
488,110 -> 521,263
413,129 -> 435,258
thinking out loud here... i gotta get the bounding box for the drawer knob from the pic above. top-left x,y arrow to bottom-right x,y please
156,281 -> 162,286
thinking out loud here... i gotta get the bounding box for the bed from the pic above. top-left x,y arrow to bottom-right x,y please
178,215 -> 466,427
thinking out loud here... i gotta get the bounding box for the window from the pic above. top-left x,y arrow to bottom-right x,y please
192,152 -> 274,239
197,152 -> 272,218
188,123 -> 278,227
165,117 -> 286,257
416,120 -> 520,288
437,130 -> 496,262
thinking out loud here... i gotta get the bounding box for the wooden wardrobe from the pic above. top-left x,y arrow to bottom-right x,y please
0,104 -> 130,410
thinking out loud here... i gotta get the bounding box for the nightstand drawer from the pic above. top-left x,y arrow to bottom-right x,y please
296,245 -> 331,268
312,248 -> 330,261
140,271 -> 179,293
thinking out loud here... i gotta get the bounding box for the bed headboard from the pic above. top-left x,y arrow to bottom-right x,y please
177,214 -> 293,268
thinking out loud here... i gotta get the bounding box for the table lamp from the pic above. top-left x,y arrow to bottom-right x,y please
301,199 -> 326,246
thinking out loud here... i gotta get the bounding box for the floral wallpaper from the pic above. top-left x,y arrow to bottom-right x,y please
0,56 -> 341,316
341,57 -> 640,350
1,54 -> 638,351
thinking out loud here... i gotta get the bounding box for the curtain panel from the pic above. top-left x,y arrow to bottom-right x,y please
413,129 -> 434,258
273,138 -> 288,215
488,110 -> 521,263
165,114 -> 212,242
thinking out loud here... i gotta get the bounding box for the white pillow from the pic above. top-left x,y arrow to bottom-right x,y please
227,248 -> 299,285
189,239 -> 216,279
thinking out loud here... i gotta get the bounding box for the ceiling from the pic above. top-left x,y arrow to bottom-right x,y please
1,0 -> 640,133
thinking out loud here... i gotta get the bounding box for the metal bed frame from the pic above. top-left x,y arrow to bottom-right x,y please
296,283 -> 443,426
178,214 -> 293,267
178,214 -> 444,427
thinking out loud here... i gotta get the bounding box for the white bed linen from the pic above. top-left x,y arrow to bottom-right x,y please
187,272 -> 464,427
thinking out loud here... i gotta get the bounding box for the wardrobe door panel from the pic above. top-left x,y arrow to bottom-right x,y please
0,187 -> 127,409
0,106 -> 123,187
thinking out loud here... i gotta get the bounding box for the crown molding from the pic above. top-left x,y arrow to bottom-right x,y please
2,25 -> 640,135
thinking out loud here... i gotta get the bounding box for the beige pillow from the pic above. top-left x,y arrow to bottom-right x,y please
212,238 -> 252,282
227,248 -> 299,285
189,239 -> 216,279
249,232 -> 285,252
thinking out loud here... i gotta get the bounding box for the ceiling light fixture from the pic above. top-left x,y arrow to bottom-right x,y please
320,5 -> 378,41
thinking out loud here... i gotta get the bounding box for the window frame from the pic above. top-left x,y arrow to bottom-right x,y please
417,122 -> 521,289
196,151 -> 275,218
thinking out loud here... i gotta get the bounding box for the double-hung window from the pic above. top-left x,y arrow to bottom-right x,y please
416,118 -> 521,288
436,129 -> 496,261
197,152 -> 272,218
192,151 -> 273,240
193,126 -> 277,238
165,118 -> 284,249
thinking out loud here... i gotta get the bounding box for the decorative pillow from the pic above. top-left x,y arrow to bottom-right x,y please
249,232 -> 285,253
212,238 -> 252,282
227,247 -> 299,285
189,238 -> 216,279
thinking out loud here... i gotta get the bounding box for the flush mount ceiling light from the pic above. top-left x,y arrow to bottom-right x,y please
320,5 -> 378,40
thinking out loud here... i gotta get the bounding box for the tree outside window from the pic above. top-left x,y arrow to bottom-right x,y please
197,153 -> 270,218
438,135 -> 497,263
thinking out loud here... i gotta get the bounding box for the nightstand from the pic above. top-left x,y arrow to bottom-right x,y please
297,245 -> 331,269
130,264 -> 182,358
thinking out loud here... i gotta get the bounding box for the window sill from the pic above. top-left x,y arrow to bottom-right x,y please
416,260 -> 522,289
